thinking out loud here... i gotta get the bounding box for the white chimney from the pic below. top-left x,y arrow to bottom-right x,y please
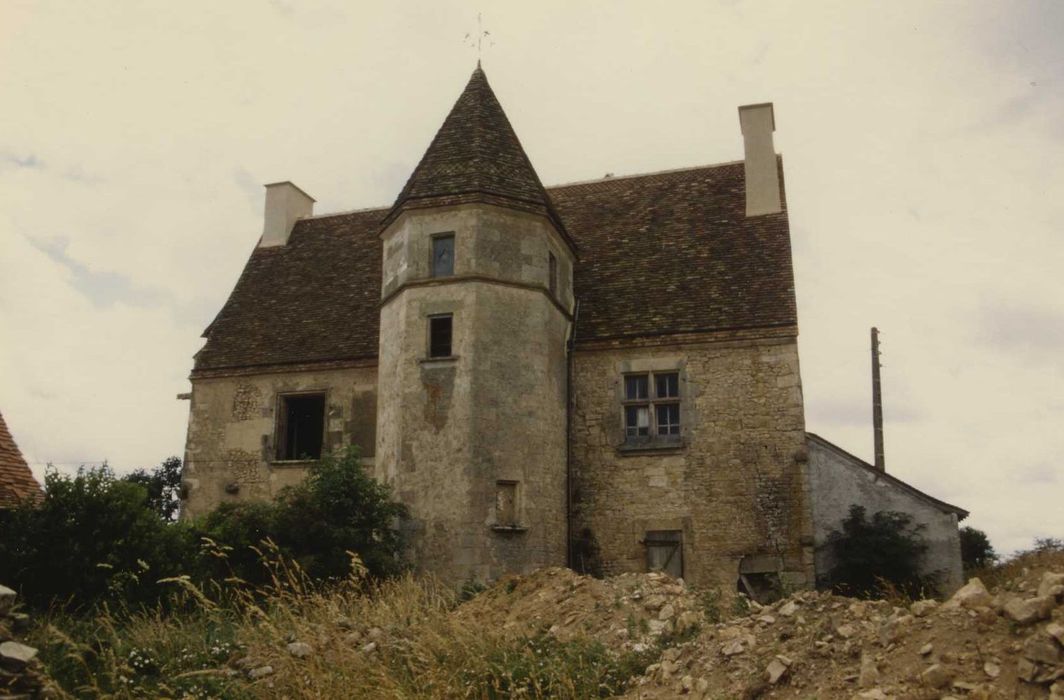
738,103 -> 781,217
260,181 -> 315,247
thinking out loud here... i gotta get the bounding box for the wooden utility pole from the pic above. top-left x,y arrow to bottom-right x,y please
871,327 -> 885,471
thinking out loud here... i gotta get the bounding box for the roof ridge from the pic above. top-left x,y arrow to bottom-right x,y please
303,162 -> 748,222
547,160 -> 745,190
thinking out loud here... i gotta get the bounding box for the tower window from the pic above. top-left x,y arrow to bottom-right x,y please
432,234 -> 454,277
276,393 -> 325,460
548,251 -> 557,295
429,314 -> 453,358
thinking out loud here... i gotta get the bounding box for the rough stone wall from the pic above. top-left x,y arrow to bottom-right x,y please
181,365 -> 378,520
806,436 -> 964,593
570,336 -> 814,590
377,203 -> 571,584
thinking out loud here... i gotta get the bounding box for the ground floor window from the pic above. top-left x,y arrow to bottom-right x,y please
645,530 -> 683,578
276,393 -> 325,460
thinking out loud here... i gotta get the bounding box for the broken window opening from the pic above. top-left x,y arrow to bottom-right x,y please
276,393 -> 325,461
429,314 -> 453,358
645,530 -> 683,578
496,481 -> 518,527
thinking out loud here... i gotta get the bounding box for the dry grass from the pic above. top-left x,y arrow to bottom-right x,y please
29,544 -> 660,699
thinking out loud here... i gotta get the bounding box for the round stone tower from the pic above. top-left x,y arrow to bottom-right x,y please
375,66 -> 575,583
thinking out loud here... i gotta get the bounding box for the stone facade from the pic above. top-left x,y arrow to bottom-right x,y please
375,203 -> 573,583
179,66 -> 965,594
570,333 -> 814,589
181,363 -> 378,520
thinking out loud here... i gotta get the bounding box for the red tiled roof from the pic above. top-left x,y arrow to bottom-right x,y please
193,162 -> 797,373
0,410 -> 42,508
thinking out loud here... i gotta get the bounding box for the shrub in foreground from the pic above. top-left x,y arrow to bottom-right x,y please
827,504 -> 933,598
0,465 -> 196,610
0,447 -> 407,611
198,446 -> 408,585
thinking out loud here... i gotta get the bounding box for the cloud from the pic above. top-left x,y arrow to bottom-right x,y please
29,237 -> 168,309
975,301 -> 1064,360
0,151 -> 43,170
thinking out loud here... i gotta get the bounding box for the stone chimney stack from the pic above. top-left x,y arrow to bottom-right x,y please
260,181 -> 315,247
738,103 -> 781,217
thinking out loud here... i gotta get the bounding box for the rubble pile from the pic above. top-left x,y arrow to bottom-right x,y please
455,566 -> 703,651
0,584 -> 51,698
624,567 -> 1064,700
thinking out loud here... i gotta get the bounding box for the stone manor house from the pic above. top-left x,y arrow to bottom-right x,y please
180,67 -> 967,594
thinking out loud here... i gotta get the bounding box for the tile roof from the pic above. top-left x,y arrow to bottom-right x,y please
193,162 -> 798,373
551,162 -> 796,343
381,66 -> 572,247
0,410 -> 42,508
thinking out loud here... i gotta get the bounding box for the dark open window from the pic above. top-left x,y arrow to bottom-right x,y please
548,251 -> 557,295
429,314 -> 453,358
432,234 -> 454,277
276,393 -> 325,460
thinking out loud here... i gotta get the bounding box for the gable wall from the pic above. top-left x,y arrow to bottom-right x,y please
806,437 -> 964,592
181,365 -> 378,520
570,334 -> 814,591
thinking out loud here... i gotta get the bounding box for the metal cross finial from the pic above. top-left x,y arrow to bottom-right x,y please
464,12 -> 493,62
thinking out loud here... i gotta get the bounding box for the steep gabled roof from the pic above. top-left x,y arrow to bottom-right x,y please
382,65 -> 572,248
0,410 -> 42,508
192,162 -> 799,373
552,162 -> 796,343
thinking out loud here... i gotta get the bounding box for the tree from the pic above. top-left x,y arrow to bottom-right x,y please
123,456 -> 183,521
959,526 -> 998,573
0,465 -> 197,610
827,505 -> 931,598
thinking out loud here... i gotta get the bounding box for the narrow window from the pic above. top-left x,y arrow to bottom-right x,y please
654,372 -> 681,438
645,530 -> 683,578
624,374 -> 651,440
432,234 -> 454,277
276,393 -> 325,460
429,314 -> 453,358
496,481 -> 518,526
548,251 -> 558,295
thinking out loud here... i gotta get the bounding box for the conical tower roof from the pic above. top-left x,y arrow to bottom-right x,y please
383,66 -> 572,247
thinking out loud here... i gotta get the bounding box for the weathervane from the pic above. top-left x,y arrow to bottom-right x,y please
464,12 -> 493,64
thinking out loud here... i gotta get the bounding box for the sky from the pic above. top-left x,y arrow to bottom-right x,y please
1,1 -> 1061,555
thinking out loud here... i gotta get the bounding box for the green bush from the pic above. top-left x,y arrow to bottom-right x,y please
827,504 -> 932,598
0,465 -> 197,610
0,447 -> 407,611
122,456 -> 183,522
197,446 -> 407,585
960,525 -> 998,574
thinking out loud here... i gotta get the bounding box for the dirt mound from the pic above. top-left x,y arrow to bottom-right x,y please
624,566 -> 1064,699
455,567 -> 703,652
